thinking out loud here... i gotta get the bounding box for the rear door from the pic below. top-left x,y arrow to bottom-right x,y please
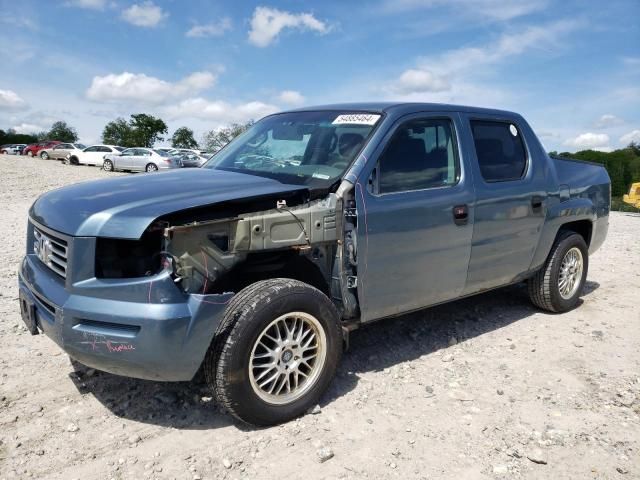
57,144 -> 70,159
356,113 -> 476,322
79,146 -> 99,164
131,148 -> 149,171
460,114 -> 547,294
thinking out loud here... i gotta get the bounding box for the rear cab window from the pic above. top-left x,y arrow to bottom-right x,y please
470,120 -> 527,182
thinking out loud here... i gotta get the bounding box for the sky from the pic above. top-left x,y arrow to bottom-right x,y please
0,0 -> 638,151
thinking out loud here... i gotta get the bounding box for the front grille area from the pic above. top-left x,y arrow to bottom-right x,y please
33,227 -> 68,278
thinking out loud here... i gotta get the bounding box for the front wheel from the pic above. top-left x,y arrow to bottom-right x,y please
528,231 -> 588,313
27,151 -> 34,157
204,279 -> 342,426
40,151 -> 49,160
145,163 -> 158,172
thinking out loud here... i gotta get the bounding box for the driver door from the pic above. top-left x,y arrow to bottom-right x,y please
355,113 -> 476,322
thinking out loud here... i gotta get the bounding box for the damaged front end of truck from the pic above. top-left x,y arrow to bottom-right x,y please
99,180 -> 363,323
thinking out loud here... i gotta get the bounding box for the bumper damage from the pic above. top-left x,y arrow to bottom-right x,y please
18,254 -> 233,381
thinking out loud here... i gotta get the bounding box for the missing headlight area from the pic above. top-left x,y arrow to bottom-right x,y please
95,227 -> 164,278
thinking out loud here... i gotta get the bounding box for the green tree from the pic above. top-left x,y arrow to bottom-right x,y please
101,114 -> 168,148
102,117 -> 133,146
171,126 -> 198,149
550,146 -> 640,199
47,121 -> 78,142
129,113 -> 168,148
201,121 -> 254,153
0,128 -> 38,145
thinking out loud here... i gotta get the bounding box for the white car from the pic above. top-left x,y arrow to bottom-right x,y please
103,147 -> 182,172
68,145 -> 124,166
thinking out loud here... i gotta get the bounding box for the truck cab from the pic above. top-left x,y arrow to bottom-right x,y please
18,103 -> 610,426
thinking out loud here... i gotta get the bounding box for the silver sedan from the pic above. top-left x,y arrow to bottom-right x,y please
103,148 -> 183,173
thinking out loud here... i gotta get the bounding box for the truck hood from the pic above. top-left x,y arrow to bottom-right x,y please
30,169 -> 307,239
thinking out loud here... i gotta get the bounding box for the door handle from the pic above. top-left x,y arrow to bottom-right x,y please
531,195 -> 544,211
452,204 -> 468,226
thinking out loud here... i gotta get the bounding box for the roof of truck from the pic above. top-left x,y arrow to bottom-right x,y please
284,102 -> 518,117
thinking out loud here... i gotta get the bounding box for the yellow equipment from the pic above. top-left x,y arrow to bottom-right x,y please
623,182 -> 640,209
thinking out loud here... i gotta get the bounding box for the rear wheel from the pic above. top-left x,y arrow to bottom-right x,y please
27,150 -> 34,157
145,163 -> 158,172
103,159 -> 114,171
528,231 -> 588,312
204,279 -> 342,426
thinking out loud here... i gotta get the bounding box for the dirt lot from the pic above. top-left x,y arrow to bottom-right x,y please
0,154 -> 638,480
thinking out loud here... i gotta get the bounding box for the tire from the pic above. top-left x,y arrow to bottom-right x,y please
204,279 -> 342,426
27,150 -> 34,157
145,163 -> 158,172
40,151 -> 49,159
528,231 -> 589,313
103,159 -> 114,172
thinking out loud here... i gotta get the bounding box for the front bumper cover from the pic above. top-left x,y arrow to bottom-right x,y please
18,253 -> 233,381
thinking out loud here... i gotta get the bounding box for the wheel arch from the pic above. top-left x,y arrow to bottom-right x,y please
215,251 -> 330,297
557,219 -> 593,247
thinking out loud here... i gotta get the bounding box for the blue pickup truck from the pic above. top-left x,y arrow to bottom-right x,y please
18,103 -> 610,425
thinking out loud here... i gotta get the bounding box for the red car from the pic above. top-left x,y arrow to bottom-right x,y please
23,141 -> 61,157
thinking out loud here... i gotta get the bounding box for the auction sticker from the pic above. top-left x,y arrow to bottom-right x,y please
332,114 -> 381,125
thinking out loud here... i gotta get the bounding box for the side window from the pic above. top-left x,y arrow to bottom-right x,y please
470,120 -> 527,182
98,146 -> 111,153
120,149 -> 133,156
378,118 -> 459,194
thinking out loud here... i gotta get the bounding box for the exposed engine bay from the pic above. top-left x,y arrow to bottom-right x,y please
96,181 -> 362,320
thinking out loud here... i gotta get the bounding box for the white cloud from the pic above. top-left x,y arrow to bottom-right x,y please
622,56 -> 640,67
392,69 -> 450,94
121,1 -> 167,28
164,97 -> 278,124
11,123 -> 45,134
563,133 -> 610,151
65,0 -> 107,9
186,18 -> 232,38
86,71 -> 216,104
381,0 -> 547,21
0,89 -> 26,110
594,114 -> 624,129
248,6 -> 329,47
385,19 -> 582,104
277,90 -> 305,106
425,19 -> 582,76
620,130 -> 640,145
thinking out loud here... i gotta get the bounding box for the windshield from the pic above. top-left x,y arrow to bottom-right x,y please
204,111 -> 381,186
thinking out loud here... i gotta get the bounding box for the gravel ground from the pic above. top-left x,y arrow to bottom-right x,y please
0,154 -> 639,480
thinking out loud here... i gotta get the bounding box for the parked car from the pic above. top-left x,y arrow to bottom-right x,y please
1,143 -> 27,155
103,147 -> 182,172
14,144 -> 27,155
173,148 -> 202,155
23,141 -> 60,157
67,144 -> 124,166
172,152 -> 208,168
18,103 -> 610,426
39,143 -> 86,161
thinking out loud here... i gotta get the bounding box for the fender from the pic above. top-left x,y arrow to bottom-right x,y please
529,197 -> 596,271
